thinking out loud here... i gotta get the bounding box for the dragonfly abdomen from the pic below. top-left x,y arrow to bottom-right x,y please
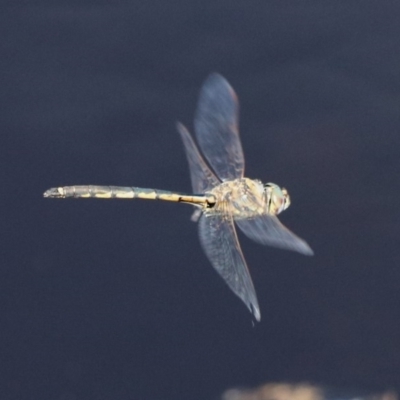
43,185 -> 212,206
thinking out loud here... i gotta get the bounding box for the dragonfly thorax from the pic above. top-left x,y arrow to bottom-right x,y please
205,178 -> 267,219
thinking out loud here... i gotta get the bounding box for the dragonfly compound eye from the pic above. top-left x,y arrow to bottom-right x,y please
281,188 -> 291,210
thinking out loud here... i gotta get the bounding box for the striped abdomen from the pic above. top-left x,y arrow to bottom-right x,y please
43,185 -> 213,207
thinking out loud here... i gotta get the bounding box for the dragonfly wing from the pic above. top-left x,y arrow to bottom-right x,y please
194,73 -> 244,181
177,122 -> 220,194
236,215 -> 314,256
198,214 -> 260,321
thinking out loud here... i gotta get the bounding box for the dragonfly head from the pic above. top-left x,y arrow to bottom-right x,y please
264,183 -> 291,215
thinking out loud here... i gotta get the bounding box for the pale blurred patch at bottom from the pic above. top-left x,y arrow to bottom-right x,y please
222,383 -> 397,400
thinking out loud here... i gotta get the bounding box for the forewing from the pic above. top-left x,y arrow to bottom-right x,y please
194,73 -> 244,181
177,122 -> 220,194
198,214 -> 260,321
236,215 -> 314,256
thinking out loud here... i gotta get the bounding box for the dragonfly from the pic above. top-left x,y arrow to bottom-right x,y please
44,73 -> 313,321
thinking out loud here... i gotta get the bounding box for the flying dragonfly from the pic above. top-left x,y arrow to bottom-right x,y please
44,73 -> 313,321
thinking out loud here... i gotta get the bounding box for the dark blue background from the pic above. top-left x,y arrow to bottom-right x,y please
1,1 -> 400,399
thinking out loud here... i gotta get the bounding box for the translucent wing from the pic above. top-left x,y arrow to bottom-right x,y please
236,215 -> 314,256
177,122 -> 220,194
194,73 -> 244,181
198,214 -> 260,321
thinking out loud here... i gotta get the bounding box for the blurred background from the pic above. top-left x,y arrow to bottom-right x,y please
1,1 -> 400,399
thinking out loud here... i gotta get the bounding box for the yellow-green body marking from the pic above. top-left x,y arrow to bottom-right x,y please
43,185 -> 216,208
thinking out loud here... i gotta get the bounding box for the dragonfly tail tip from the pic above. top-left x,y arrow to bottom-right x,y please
43,187 -> 63,198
